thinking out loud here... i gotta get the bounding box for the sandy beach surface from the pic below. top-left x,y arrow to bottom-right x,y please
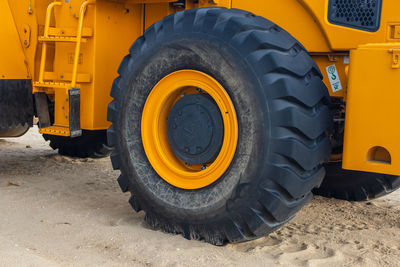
0,127 -> 399,267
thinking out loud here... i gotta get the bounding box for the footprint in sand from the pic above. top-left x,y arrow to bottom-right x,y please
275,242 -> 343,267
304,224 -> 322,235
306,249 -> 343,267
109,214 -> 143,227
48,154 -> 95,164
275,242 -> 310,259
231,236 -> 283,253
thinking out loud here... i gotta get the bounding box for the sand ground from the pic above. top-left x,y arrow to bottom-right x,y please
0,127 -> 399,267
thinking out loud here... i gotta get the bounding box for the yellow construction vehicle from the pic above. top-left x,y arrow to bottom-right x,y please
1,0 -> 399,244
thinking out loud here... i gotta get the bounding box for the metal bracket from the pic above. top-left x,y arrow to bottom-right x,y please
23,25 -> 31,47
34,92 -> 51,128
389,48 -> 400,69
28,0 -> 33,14
171,0 -> 185,8
327,55 -> 338,62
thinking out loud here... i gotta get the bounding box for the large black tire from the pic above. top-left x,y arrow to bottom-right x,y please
43,130 -> 112,158
107,8 -> 332,245
314,162 -> 400,201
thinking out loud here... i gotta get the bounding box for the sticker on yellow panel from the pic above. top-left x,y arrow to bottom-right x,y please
326,64 -> 342,92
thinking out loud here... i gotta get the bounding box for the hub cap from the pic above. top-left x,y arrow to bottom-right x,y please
167,94 -> 224,166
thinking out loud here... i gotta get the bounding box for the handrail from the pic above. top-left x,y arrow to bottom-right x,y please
71,0 -> 96,87
38,1 -> 62,83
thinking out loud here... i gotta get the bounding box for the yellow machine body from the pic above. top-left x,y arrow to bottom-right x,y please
0,1 -> 30,79
343,44 -> 400,175
1,0 -> 400,175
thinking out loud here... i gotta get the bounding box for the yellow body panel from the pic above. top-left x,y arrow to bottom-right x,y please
232,0 -> 400,51
343,44 -> 400,175
2,0 -> 400,175
0,1 -> 30,79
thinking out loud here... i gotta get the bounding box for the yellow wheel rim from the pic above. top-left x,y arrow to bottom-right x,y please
141,70 -> 238,189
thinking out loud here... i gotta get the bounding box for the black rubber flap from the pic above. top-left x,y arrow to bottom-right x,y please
69,88 -> 82,138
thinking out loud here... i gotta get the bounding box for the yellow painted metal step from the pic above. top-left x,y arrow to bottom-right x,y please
38,36 -> 87,43
39,126 -> 70,137
43,72 -> 91,83
33,81 -> 70,89
47,27 -> 93,37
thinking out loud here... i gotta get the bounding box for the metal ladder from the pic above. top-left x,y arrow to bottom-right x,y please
33,0 -> 95,137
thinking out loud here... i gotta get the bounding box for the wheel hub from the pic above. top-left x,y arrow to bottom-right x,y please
167,94 -> 224,165
141,70 -> 238,189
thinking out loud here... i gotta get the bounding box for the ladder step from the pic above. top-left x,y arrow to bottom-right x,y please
33,82 -> 70,89
38,36 -> 87,43
36,89 -> 83,138
44,72 -> 91,83
47,27 -> 93,37
39,126 -> 70,137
